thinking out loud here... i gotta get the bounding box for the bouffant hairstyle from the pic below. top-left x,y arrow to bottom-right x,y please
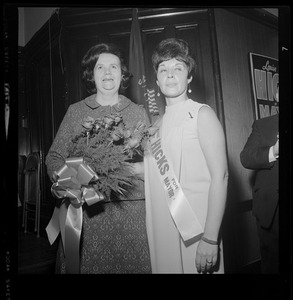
81,43 -> 131,94
152,38 -> 196,78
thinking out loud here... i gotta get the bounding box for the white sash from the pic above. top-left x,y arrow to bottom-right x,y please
149,130 -> 203,242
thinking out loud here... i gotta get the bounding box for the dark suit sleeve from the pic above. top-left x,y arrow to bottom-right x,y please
240,120 -> 275,170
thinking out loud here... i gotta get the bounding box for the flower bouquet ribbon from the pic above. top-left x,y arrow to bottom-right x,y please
45,157 -> 104,274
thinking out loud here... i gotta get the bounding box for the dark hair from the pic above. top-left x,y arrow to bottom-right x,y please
81,43 -> 131,94
152,38 -> 196,78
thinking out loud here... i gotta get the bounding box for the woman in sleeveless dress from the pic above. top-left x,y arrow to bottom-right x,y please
138,38 -> 228,273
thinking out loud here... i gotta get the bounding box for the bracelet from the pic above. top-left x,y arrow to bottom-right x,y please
201,236 -> 218,245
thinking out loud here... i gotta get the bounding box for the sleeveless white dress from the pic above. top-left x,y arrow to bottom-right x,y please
144,99 -> 224,273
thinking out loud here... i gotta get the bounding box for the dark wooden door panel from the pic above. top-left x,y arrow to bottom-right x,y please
62,8 -> 216,113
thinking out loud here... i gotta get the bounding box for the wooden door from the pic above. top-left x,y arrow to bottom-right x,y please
60,8 -> 218,120
23,18 -> 67,231
139,9 -> 217,115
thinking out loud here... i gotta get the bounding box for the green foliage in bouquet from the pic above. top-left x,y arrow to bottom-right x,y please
66,113 -> 149,200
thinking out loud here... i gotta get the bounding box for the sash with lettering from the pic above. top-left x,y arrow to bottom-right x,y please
148,126 -> 203,242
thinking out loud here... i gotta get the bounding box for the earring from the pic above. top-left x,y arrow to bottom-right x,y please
157,87 -> 160,97
188,83 -> 192,94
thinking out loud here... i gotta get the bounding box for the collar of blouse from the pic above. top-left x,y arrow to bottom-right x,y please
84,94 -> 132,112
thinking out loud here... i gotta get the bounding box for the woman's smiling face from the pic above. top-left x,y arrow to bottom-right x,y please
94,53 -> 122,94
156,58 -> 192,98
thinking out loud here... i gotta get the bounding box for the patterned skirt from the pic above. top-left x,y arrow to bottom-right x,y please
55,199 -> 151,274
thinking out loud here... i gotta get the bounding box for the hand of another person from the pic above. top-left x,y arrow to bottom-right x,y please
273,133 -> 279,158
126,162 -> 145,179
195,239 -> 218,274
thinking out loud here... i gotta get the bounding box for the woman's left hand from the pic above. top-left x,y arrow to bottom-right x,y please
195,239 -> 218,274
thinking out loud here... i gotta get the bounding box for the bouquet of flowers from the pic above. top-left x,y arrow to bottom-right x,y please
66,113 -> 150,200
46,113 -> 159,273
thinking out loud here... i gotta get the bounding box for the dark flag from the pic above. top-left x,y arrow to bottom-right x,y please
129,8 -> 159,122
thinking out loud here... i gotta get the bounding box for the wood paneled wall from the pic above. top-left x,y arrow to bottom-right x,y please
215,8 -> 277,200
214,8 -> 278,271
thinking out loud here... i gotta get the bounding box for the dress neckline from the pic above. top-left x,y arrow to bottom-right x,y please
165,99 -> 189,113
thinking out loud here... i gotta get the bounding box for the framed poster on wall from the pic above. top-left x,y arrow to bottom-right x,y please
249,53 -> 279,119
